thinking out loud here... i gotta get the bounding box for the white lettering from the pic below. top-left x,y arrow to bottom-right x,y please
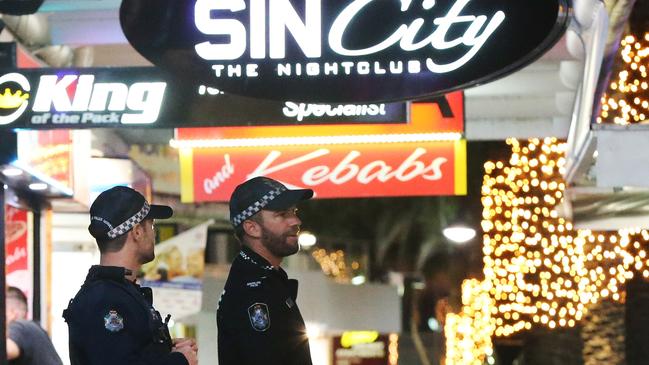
194,0 -> 505,75
204,154 -> 235,194
122,82 -> 166,124
282,101 -> 389,121
269,0 -> 321,59
247,147 -> 449,187
306,62 -> 320,76
33,75 -> 77,112
195,0 -> 247,60
327,0 -> 505,72
32,75 -> 165,124
329,0 -> 408,57
6,246 -> 27,267
250,0 -> 266,58
88,83 -> 128,111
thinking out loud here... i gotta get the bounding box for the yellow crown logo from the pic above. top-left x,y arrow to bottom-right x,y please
0,88 -> 29,109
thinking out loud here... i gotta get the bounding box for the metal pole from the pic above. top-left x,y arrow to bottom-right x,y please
1,183 -> 8,365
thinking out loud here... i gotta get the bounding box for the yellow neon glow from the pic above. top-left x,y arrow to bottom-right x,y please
445,137 -> 649,364
340,331 -> 380,348
169,132 -> 462,149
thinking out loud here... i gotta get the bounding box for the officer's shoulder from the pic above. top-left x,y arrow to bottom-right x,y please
73,279 -> 135,306
227,269 -> 269,291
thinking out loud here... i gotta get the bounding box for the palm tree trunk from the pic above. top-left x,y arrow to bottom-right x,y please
521,326 -> 583,365
582,298 -> 625,365
625,276 -> 649,365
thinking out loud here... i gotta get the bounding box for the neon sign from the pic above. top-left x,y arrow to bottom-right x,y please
0,68 -> 408,129
120,0 -> 571,102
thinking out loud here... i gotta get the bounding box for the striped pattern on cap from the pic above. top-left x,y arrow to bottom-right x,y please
105,202 -> 150,239
231,187 -> 286,226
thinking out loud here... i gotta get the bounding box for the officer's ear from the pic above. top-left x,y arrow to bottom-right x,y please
130,222 -> 145,241
242,219 -> 262,239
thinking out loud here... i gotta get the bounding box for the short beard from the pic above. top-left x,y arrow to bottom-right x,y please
261,225 -> 300,258
140,252 -> 155,265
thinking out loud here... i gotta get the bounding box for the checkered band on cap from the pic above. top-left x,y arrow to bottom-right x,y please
231,187 -> 287,226
106,202 -> 150,239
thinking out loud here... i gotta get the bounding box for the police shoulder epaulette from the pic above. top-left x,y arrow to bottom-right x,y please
244,276 -> 267,289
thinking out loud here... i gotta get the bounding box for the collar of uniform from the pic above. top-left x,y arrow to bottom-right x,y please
85,265 -> 133,283
239,246 -> 276,271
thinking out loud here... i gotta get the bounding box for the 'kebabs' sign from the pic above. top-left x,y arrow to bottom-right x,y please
120,0 -> 571,102
180,140 -> 466,202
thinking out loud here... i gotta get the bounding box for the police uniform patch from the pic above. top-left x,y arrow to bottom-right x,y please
104,310 -> 124,333
248,303 -> 270,331
285,298 -> 295,309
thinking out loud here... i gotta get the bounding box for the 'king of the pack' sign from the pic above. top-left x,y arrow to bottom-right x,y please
120,0 -> 571,103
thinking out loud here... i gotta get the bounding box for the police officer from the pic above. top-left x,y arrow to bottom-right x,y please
63,186 -> 198,365
217,176 -> 314,365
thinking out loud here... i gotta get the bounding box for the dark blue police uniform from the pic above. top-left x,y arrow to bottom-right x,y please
217,246 -> 313,365
63,265 -> 187,365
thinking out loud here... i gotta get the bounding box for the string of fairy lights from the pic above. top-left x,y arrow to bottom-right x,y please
445,138 -> 649,364
445,279 -> 496,365
312,248 -> 352,283
445,30 -> 649,364
598,33 -> 649,125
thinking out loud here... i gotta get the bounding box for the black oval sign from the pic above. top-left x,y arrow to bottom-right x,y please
120,0 -> 571,103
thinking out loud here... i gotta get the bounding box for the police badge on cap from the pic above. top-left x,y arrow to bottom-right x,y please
248,303 -> 271,332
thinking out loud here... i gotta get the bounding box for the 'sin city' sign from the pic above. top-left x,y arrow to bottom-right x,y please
120,0 -> 571,102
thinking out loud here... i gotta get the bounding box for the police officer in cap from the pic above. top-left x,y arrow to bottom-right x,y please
217,176 -> 314,365
63,186 -> 198,365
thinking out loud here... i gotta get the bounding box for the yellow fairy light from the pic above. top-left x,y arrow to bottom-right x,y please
447,136 -> 649,363
445,279 -> 495,365
311,248 -> 352,283
600,32 -> 649,125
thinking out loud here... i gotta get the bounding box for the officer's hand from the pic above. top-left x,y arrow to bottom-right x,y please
173,338 -> 198,353
173,345 -> 198,365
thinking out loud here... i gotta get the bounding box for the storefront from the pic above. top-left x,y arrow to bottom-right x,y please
1,0 -> 574,364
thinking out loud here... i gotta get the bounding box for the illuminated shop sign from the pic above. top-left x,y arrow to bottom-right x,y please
120,0 -> 571,102
174,96 -> 464,145
0,70 -> 165,128
179,140 -> 466,203
0,68 -> 408,129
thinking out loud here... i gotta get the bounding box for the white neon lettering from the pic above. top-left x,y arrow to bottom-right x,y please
248,149 -> 330,178
122,82 -> 166,124
248,148 -> 448,186
282,101 -> 388,121
426,11 -> 505,72
32,74 -> 165,125
328,0 -> 505,73
193,0 -> 506,75
71,75 -> 94,111
33,75 -> 77,112
203,154 -> 235,194
269,0 -> 321,59
195,0 -> 247,60
329,0 -> 408,57
250,0 -> 266,59
89,83 -> 128,111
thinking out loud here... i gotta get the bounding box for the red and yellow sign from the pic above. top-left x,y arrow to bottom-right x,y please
5,205 -> 32,308
17,130 -> 73,189
175,92 -> 464,142
180,140 -> 466,203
